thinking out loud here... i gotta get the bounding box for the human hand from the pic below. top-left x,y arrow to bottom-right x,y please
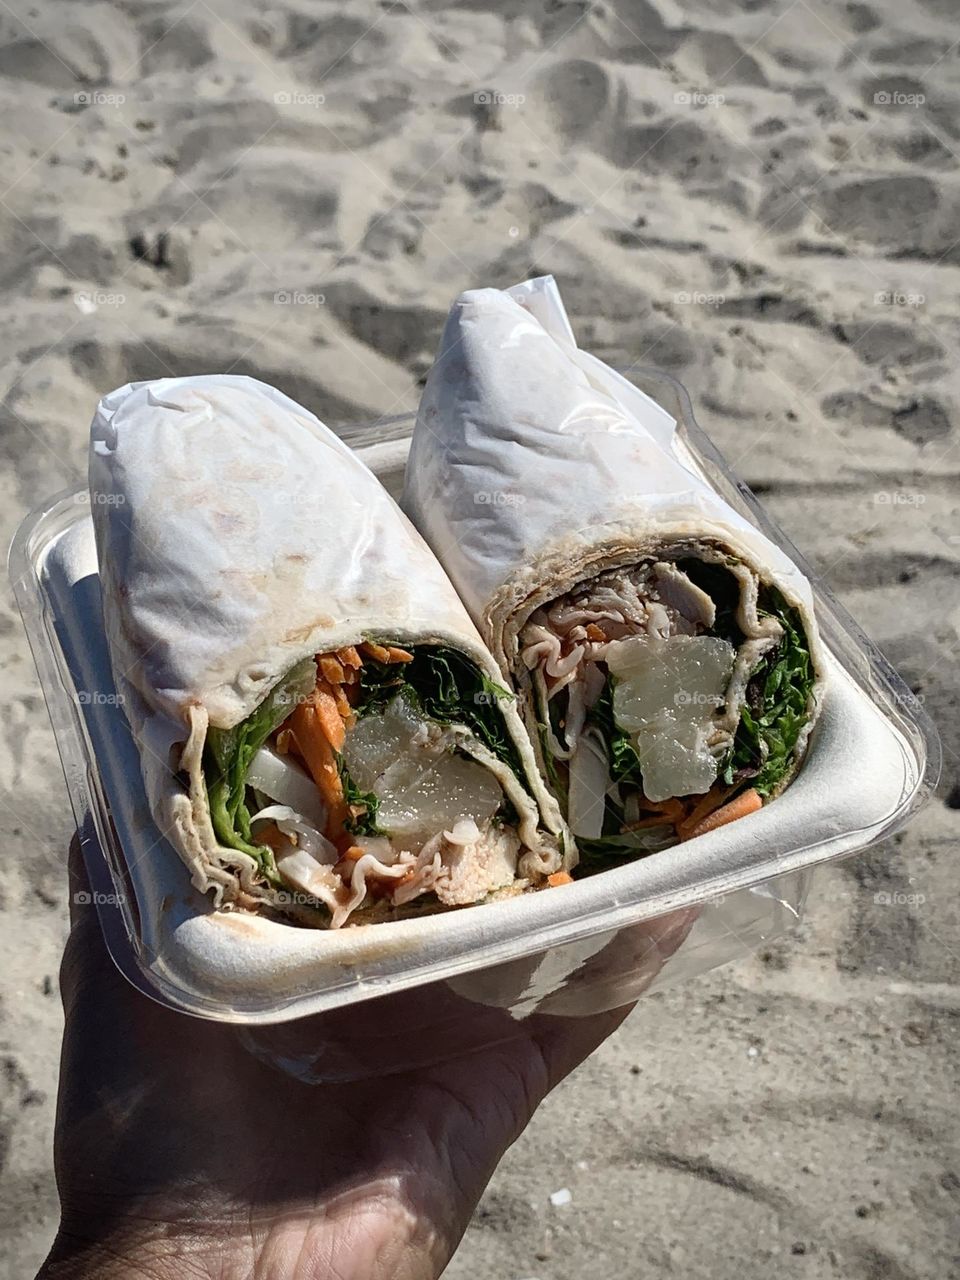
40,838 -> 694,1280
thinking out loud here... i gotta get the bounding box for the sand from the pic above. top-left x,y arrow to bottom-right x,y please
0,0 -> 958,1275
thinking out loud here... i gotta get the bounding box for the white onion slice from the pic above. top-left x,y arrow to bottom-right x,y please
443,818 -> 480,846
567,728 -> 610,839
248,747 -> 328,832
582,662 -> 607,709
250,804 -> 338,865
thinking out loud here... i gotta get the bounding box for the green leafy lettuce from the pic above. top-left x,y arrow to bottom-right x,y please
204,657 -> 317,879
722,592 -> 815,795
673,566 -> 815,795
355,644 -> 522,777
588,676 -> 643,788
337,753 -> 382,836
574,827 -> 676,873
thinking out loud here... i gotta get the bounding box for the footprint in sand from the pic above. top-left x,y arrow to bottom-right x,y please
535,0 -> 682,66
821,390 -> 952,445
173,99 -> 283,173
872,36 -> 948,64
319,279 -> 446,366
614,116 -> 738,183
886,131 -> 955,169
139,14 -> 215,74
535,58 -> 612,144
860,74 -> 929,110
275,11 -> 392,79
0,4 -> 138,89
129,148 -> 341,251
814,175 -> 941,251
834,320 -> 944,368
846,2 -> 881,33
672,30 -> 770,89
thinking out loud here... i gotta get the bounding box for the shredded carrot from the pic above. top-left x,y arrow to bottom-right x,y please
270,642 -> 417,853
585,623 -> 607,642
547,871 -> 574,887
360,641 -> 412,665
622,815 -> 676,832
676,786 -> 734,841
310,685 -> 346,752
637,796 -> 686,822
309,651 -> 361,722
331,683 -> 353,721
385,645 -> 413,664
360,640 -> 392,663
286,701 -> 348,839
319,655 -> 345,685
269,649 -> 379,849
685,788 -> 762,840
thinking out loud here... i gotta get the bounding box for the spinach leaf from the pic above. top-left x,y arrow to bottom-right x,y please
537,690 -> 569,807
204,657 -> 317,878
723,591 -> 814,795
575,826 -> 675,874
588,675 -> 644,786
356,645 -> 522,776
337,753 -> 382,836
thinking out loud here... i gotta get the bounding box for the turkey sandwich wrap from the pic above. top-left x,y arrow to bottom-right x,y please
90,375 -> 566,929
403,277 -> 826,872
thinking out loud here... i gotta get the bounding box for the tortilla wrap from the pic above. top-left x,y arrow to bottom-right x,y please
403,277 -> 826,867
90,375 -> 566,927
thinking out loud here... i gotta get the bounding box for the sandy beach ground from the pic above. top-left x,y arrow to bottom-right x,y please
1,0 -> 958,1275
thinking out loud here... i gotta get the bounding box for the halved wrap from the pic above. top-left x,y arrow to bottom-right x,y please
403,277 -> 826,871
90,375 -> 566,929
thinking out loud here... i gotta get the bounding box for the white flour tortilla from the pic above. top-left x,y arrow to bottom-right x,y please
90,375 -> 565,911
403,277 -> 826,836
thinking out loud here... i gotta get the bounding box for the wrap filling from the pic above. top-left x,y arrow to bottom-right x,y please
202,642 -> 544,926
518,543 -> 816,871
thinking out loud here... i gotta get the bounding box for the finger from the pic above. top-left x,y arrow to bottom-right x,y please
530,1001 -> 635,1092
60,833 -> 130,1022
66,832 -> 92,927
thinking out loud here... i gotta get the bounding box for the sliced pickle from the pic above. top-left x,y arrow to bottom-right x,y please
608,635 -> 735,802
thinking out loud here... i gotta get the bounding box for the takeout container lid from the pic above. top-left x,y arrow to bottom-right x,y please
9,375 -> 940,1023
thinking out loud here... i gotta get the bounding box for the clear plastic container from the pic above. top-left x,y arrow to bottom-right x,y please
10,372 -> 939,1072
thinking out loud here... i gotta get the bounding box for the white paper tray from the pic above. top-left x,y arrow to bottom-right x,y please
9,377 -> 939,1035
